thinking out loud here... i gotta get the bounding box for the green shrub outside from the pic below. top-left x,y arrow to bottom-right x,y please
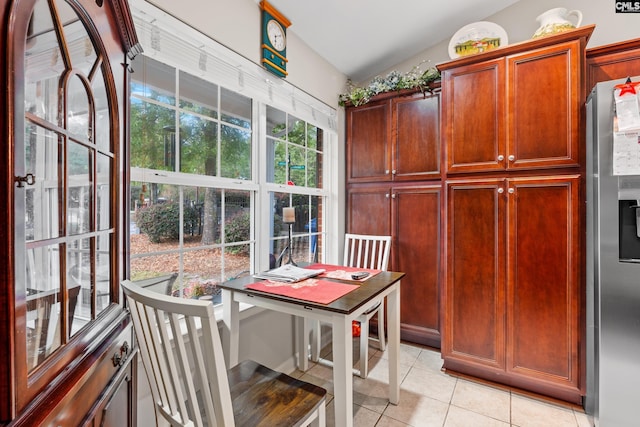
136,203 -> 256,255
225,211 -> 250,255
136,201 -> 199,243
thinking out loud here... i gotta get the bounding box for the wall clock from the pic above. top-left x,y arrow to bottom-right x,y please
260,0 -> 290,78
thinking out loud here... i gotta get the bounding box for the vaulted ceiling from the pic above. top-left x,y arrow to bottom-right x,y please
266,0 -> 520,82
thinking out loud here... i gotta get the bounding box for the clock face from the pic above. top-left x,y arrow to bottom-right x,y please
267,19 -> 286,51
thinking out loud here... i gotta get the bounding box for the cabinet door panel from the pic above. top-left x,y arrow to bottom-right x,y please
393,94 -> 440,180
508,42 -> 580,169
507,176 -> 580,386
394,187 -> 441,346
347,102 -> 390,182
444,180 -> 506,367
443,60 -> 505,173
347,186 -> 391,236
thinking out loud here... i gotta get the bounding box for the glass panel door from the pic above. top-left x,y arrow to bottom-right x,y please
19,0 -> 116,373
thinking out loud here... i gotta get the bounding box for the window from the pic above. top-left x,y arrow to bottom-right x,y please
129,57 -> 329,301
128,0 -> 336,304
266,107 -> 324,267
130,56 -> 255,303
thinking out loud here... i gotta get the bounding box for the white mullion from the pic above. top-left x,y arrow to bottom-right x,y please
216,84 -> 222,180
252,101 -> 262,274
130,167 -> 258,192
220,189 -> 226,279
174,67 -> 181,174
250,187 -> 258,273
178,187 -> 184,286
257,102 -> 272,273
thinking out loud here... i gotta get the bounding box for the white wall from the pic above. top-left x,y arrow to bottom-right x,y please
367,0 -> 640,85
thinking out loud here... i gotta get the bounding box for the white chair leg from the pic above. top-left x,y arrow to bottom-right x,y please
307,401 -> 326,427
359,318 -> 369,379
377,303 -> 386,351
315,401 -> 326,427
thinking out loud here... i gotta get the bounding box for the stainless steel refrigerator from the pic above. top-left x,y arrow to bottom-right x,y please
586,77 -> 640,426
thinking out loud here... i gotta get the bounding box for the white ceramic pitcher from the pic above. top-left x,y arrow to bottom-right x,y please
532,7 -> 583,38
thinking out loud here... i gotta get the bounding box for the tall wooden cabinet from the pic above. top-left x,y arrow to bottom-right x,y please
346,90 -> 442,347
445,176 -> 581,401
438,26 -> 593,404
443,40 -> 582,174
347,92 -> 440,183
1,0 -> 141,424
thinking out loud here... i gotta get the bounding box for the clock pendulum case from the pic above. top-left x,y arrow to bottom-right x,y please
259,0 -> 291,78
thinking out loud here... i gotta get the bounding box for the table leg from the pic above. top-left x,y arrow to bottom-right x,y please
221,289 -> 239,368
332,315 -> 353,427
387,283 -> 400,404
310,319 -> 321,362
296,316 -> 309,371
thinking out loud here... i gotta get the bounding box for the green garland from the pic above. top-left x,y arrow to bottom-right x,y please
339,62 -> 441,107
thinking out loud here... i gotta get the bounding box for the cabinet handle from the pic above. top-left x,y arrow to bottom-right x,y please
392,169 -> 396,175
112,341 -> 130,368
497,155 -> 504,161
508,188 -> 515,194
391,193 -> 396,199
385,169 -> 390,175
497,188 -> 504,194
385,193 -> 390,198
508,155 -> 515,161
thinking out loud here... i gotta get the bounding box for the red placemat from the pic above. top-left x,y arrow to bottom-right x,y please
245,278 -> 358,304
305,263 -> 382,282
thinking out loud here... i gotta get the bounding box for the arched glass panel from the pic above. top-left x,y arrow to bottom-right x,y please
57,0 -> 98,79
93,75 -> 110,152
24,0 -> 63,124
67,75 -> 91,140
19,0 -> 116,374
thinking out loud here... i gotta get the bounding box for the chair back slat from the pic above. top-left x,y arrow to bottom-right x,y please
165,310 -> 201,425
152,310 -> 180,419
128,301 -> 173,416
122,280 -> 235,427
344,233 -> 391,271
184,315 -> 219,425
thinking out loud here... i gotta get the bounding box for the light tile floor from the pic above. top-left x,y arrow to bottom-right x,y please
292,340 -> 593,427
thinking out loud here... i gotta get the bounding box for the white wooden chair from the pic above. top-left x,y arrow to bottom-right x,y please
122,280 -> 327,427
310,233 -> 391,378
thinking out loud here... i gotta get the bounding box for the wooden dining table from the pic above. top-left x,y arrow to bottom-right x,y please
218,268 -> 404,427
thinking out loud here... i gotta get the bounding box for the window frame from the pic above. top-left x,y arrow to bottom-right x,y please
128,64 -> 334,304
